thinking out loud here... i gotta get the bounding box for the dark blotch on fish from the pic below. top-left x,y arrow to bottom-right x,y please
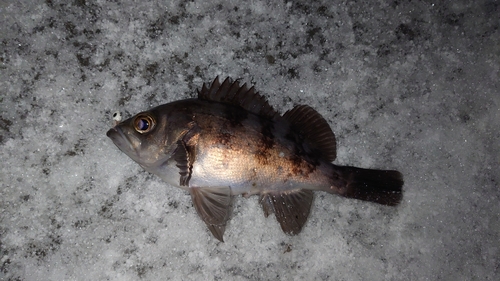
224,106 -> 248,127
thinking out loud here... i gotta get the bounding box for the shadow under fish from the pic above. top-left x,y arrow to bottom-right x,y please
107,77 -> 404,242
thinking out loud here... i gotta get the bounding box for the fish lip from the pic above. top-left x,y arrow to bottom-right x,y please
106,127 -> 117,139
106,126 -> 124,142
106,126 -> 136,156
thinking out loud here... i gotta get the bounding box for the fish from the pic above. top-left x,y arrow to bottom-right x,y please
106,77 -> 404,242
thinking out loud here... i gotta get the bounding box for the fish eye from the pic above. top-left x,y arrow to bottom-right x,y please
133,114 -> 156,134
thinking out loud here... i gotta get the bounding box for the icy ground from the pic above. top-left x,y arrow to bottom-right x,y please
1,0 -> 499,280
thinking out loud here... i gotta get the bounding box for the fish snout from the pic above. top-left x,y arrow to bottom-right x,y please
106,126 -> 131,150
106,127 -> 117,138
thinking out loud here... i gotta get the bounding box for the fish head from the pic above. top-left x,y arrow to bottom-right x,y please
106,109 -> 172,169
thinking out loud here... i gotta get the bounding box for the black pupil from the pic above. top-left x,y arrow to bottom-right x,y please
137,118 -> 149,130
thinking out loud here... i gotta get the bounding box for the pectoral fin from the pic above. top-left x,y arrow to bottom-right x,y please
190,187 -> 233,242
173,123 -> 200,186
259,189 -> 314,235
173,140 -> 195,186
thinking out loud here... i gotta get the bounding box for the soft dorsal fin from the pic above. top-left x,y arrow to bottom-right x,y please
198,77 -> 277,120
283,105 -> 337,162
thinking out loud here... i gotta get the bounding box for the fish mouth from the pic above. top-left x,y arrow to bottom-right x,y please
106,127 -> 137,157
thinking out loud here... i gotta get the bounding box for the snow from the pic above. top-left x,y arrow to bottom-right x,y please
1,0 -> 499,280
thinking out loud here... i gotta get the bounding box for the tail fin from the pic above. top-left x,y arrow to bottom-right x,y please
333,166 -> 404,206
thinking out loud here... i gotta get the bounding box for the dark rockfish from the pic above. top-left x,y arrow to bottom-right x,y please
106,77 -> 403,242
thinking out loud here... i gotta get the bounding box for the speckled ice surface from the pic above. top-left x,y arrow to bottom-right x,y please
1,0 -> 499,280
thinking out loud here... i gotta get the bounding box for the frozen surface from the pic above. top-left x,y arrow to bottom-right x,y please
1,0 -> 499,280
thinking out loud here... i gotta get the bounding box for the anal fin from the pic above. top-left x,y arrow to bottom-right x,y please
190,186 -> 233,242
259,189 -> 314,235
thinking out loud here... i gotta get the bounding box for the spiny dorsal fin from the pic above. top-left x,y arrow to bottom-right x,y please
198,77 -> 277,120
283,105 -> 337,162
259,189 -> 314,235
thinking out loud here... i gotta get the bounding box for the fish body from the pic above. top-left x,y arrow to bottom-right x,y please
107,77 -> 403,241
